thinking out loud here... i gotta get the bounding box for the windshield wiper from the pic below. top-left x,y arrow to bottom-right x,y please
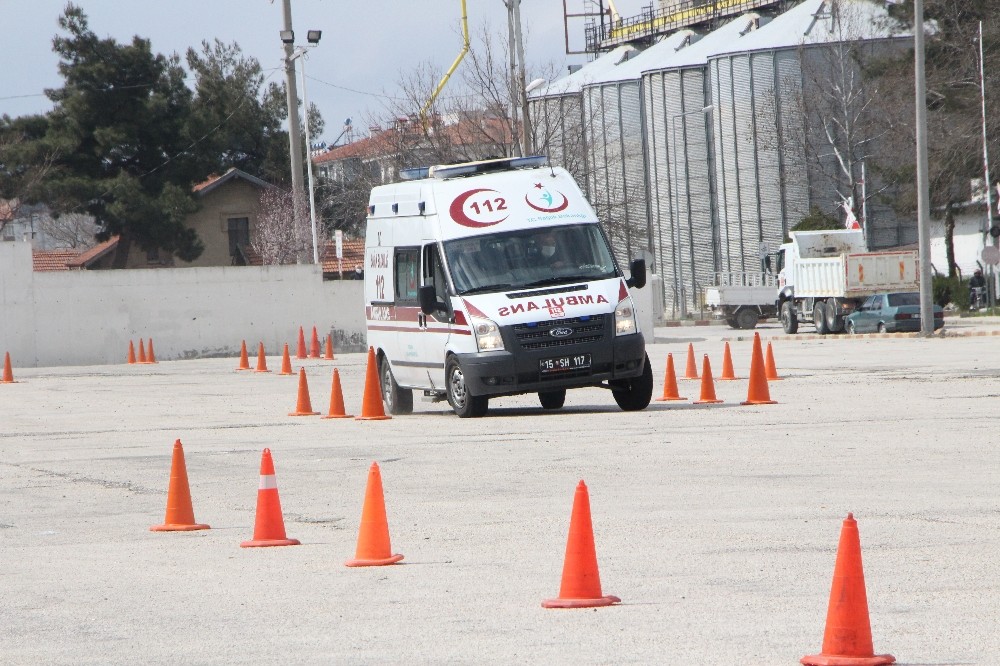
523,274 -> 606,288
460,283 -> 514,295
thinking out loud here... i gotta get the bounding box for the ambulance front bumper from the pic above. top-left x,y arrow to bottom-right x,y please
457,332 -> 645,397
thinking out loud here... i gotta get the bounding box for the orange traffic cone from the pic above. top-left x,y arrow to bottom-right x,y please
241,448 -> 300,548
2,352 -> 16,383
765,341 -> 783,380
741,332 -> 777,405
542,480 -> 620,608
289,368 -> 320,416
236,340 -> 250,371
127,340 -> 137,364
137,339 -> 147,364
355,347 -> 391,421
345,462 -> 404,567
655,353 -> 686,401
322,368 -> 353,418
147,338 -> 158,364
310,326 -> 321,358
150,439 -> 210,532
693,355 -> 723,404
801,513 -> 895,666
296,326 -> 307,359
684,343 -> 699,379
279,343 -> 293,375
253,342 -> 270,373
718,341 -> 738,380
324,334 -> 335,360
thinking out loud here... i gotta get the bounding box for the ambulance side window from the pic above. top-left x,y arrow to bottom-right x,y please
394,248 -> 420,304
423,244 -> 449,316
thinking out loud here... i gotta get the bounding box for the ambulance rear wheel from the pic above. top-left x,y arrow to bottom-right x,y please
538,389 -> 566,410
612,353 -> 653,412
446,358 -> 488,418
380,357 -> 412,415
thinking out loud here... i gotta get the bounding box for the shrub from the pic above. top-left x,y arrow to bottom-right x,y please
932,275 -> 970,310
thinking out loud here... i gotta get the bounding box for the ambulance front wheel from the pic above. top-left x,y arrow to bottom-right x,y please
611,352 -> 653,412
446,357 -> 489,418
380,357 -> 413,415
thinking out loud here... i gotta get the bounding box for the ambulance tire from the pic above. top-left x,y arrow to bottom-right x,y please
612,352 -> 654,412
538,389 -> 566,410
446,357 -> 488,418
380,357 -> 413,415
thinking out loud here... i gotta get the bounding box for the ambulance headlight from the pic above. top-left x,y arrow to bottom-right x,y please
615,299 -> 637,336
472,316 -> 505,352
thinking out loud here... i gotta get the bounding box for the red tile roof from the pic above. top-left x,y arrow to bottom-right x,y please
32,249 -> 80,271
321,238 -> 365,275
66,236 -> 118,268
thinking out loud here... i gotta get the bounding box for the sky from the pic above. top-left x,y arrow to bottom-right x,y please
0,0 -> 651,145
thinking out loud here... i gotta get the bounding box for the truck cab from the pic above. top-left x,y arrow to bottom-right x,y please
364,156 -> 652,417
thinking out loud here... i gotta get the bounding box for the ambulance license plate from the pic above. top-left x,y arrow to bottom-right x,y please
539,354 -> 591,375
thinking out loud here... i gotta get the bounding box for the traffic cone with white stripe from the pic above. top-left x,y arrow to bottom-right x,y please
345,462 -> 403,566
241,448 -> 300,548
150,439 -> 209,532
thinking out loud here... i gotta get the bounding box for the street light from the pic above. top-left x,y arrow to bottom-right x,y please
670,105 -> 713,318
287,31 -> 322,265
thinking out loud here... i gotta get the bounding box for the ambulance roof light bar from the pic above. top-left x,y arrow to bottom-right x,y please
399,156 -> 547,181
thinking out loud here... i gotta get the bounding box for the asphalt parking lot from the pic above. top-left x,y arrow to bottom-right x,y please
2,318 -> 1000,664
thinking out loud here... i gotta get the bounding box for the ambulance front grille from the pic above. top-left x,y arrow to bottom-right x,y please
511,315 -> 606,350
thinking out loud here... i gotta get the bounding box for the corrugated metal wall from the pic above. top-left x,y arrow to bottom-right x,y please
530,94 -> 588,189
582,81 -> 650,266
643,66 -> 716,316
711,50 -> 806,274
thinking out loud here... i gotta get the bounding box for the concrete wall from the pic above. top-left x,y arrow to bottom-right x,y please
0,240 -> 365,368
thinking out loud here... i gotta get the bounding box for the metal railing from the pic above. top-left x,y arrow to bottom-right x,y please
709,271 -> 778,288
585,0 -> 783,52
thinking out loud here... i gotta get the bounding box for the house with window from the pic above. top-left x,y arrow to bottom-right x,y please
184,168 -> 271,267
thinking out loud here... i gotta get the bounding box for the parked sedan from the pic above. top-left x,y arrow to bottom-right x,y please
845,292 -> 944,334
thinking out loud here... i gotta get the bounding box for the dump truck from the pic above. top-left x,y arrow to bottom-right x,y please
775,230 -> 920,334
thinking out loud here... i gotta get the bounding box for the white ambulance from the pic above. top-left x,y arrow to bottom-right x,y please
364,156 -> 652,418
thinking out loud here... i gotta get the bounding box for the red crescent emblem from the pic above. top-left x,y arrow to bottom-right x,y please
525,190 -> 569,213
450,188 -> 508,227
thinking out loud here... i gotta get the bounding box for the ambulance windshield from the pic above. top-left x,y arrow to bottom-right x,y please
444,223 -> 618,295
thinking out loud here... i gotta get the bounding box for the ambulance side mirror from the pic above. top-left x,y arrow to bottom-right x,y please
626,258 -> 646,289
418,285 -> 437,315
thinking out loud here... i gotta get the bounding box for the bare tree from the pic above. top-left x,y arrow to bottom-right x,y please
36,212 -> 100,249
251,187 -> 310,265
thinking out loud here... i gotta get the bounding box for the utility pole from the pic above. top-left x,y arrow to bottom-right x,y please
511,0 -> 531,155
914,0 -> 933,336
506,1 -> 522,156
281,0 -> 307,263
